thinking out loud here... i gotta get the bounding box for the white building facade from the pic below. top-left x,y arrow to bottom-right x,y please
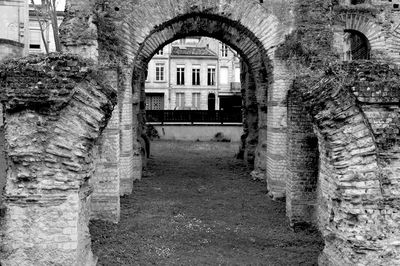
145,37 -> 242,112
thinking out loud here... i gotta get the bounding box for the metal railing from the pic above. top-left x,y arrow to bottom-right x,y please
146,110 -> 242,124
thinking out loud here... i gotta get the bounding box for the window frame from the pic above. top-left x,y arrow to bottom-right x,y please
207,66 -> 216,86
192,65 -> 201,86
176,65 -> 185,85
155,63 -> 165,81
192,92 -> 201,109
176,92 -> 185,108
221,43 -> 229,57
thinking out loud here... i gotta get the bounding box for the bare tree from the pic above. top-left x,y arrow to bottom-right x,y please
30,0 -> 61,53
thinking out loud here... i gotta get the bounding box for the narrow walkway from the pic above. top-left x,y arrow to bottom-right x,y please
90,140 -> 323,265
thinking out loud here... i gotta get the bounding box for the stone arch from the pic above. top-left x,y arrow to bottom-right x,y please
337,13 -> 386,59
302,76 -> 381,265
3,1 -> 294,265
127,13 -> 274,183
128,13 -> 273,173
113,0 -> 283,66
113,1 -> 291,199
343,29 -> 371,60
289,60 -> 400,265
61,0 -> 294,202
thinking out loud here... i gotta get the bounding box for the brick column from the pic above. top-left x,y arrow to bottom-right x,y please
286,88 -> 318,227
90,69 -> 120,223
265,59 -> 292,200
90,110 -> 120,223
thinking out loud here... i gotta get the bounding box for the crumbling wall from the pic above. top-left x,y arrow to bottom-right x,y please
0,54 -> 116,265
298,61 -> 400,265
286,87 -> 318,227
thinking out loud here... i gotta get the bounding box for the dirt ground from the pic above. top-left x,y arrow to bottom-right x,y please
90,140 -> 324,265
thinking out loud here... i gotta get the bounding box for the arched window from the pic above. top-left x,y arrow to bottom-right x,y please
343,30 -> 370,61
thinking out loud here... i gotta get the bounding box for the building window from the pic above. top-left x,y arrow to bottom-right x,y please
221,43 -> 229,57
207,66 -> 216,86
220,67 -> 229,84
192,93 -> 201,109
177,65 -> 185,85
156,48 -> 164,55
155,63 -> 165,81
146,93 -> 164,110
192,66 -> 200,85
29,29 -> 41,50
176,93 -> 185,109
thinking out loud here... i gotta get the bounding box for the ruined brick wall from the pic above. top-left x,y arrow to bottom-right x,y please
296,61 -> 400,265
332,1 -> 400,64
286,88 -> 318,227
0,54 -> 116,265
3,0 -> 400,265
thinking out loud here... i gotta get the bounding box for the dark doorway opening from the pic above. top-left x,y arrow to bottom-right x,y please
208,93 -> 216,111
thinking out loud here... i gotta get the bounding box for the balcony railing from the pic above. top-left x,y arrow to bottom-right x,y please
146,110 -> 242,124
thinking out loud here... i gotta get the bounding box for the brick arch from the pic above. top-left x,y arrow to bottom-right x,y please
289,60 -> 400,265
62,0 -> 292,200
338,13 -> 386,57
114,0 -> 283,66
129,12 -> 274,171
302,76 -> 381,265
132,13 -> 273,84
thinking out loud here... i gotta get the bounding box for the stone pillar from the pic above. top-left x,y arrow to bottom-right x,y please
119,68 -> 135,195
265,58 -> 292,200
90,71 -> 121,223
0,55 -> 116,266
131,69 -> 144,181
240,62 -> 259,168
286,88 -> 318,227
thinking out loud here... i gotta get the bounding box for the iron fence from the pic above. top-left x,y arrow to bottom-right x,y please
146,110 -> 242,124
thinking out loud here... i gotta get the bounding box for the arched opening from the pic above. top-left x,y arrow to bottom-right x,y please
343,30 -> 371,61
130,13 -> 272,174
144,37 -> 244,141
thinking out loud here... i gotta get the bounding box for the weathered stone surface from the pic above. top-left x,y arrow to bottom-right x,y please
3,0 -> 400,265
294,61 -> 400,265
0,54 -> 116,265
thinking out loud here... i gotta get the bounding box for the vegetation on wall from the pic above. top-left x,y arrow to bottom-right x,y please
94,0 -> 124,65
276,0 -> 339,74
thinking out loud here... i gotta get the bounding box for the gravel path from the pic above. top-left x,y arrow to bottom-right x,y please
90,140 -> 323,265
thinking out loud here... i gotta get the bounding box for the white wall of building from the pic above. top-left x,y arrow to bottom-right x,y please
145,37 -> 241,111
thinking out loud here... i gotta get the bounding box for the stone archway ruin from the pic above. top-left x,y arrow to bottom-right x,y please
1,0 -> 400,265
